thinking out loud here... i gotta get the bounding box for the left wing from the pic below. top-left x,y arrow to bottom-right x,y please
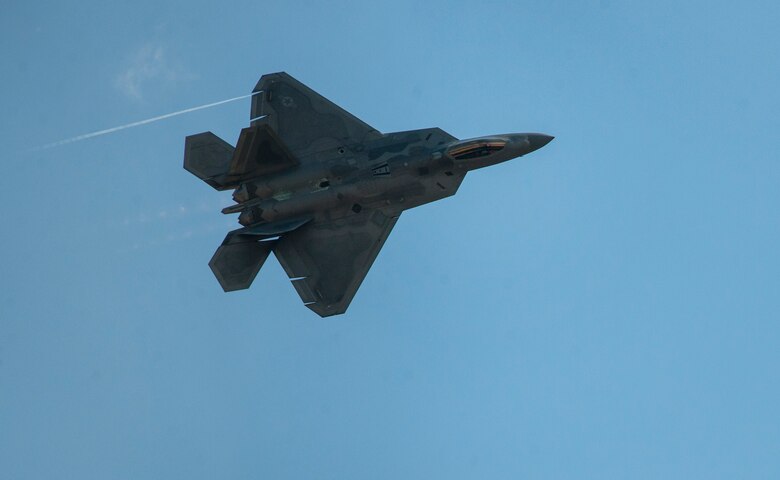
273,208 -> 399,317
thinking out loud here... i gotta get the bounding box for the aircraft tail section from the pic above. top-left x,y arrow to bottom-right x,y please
209,233 -> 277,292
184,124 -> 299,191
208,217 -> 312,292
231,123 -> 298,178
183,132 -> 236,190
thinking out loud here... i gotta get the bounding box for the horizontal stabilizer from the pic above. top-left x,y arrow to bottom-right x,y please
183,132 -> 236,190
209,232 -> 276,292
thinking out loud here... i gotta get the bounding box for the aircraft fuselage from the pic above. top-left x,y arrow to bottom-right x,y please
226,128 -> 553,227
183,72 -> 553,316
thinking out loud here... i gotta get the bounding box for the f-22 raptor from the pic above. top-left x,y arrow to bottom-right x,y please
184,72 -> 553,317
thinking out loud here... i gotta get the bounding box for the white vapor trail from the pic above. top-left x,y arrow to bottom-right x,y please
30,91 -> 261,151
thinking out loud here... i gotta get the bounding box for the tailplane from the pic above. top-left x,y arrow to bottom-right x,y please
184,124 -> 298,191
208,217 -> 312,292
209,233 -> 277,292
183,132 -> 236,190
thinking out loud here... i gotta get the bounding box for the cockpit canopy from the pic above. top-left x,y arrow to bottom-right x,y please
446,139 -> 507,160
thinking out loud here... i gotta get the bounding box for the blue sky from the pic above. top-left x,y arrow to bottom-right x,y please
2,1 -> 779,478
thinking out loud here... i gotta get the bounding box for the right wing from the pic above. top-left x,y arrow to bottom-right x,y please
186,73 -> 382,188
250,72 -> 383,158
273,208 -> 399,317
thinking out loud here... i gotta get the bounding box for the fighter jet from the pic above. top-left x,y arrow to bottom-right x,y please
184,72 -> 553,317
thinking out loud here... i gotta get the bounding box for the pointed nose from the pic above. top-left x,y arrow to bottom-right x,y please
526,133 -> 554,153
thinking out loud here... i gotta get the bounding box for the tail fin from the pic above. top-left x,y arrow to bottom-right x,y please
183,132 -> 236,190
184,125 -> 298,190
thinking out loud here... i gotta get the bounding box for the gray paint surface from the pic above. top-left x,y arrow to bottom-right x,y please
185,72 -> 552,316
4,2 -> 780,478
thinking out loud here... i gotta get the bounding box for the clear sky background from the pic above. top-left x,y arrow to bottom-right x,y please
2,1 -> 779,478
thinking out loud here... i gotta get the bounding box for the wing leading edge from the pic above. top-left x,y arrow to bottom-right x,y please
273,208 -> 399,317
250,72 -> 382,159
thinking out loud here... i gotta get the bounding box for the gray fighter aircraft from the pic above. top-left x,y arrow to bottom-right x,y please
184,72 -> 553,317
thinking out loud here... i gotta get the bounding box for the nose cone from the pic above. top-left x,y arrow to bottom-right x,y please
445,132 -> 553,171
525,133 -> 554,154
